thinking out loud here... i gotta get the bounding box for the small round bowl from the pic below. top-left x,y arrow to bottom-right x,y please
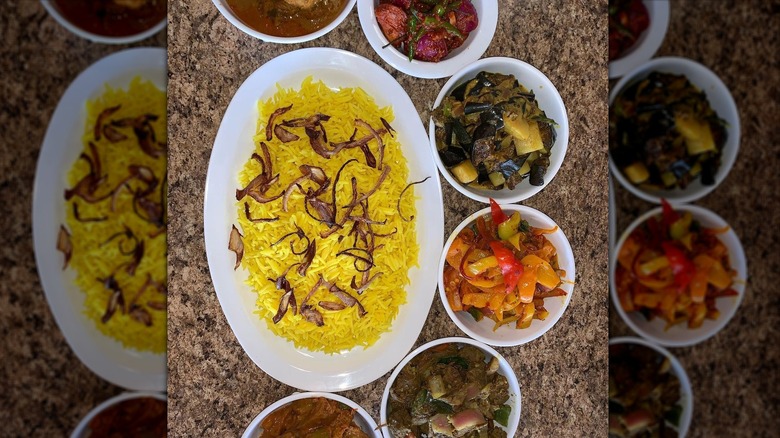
610,204 -> 747,347
430,57 -> 569,203
438,204 -> 575,347
242,392 -> 381,438
357,0 -> 498,79
41,0 -> 167,44
380,337 -> 521,438
212,0 -> 356,44
609,57 -> 740,204
609,337 -> 693,438
70,391 -> 166,438
608,0 -> 670,79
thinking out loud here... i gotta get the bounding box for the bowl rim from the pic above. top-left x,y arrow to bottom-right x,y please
608,0 -> 670,79
357,0 -> 499,79
212,0 -> 357,44
609,336 -> 693,438
608,56 -> 741,204
41,0 -> 167,45
429,56 -> 569,204
610,203 -> 748,347
438,203 -> 576,347
69,391 -> 166,438
379,336 -> 522,438
241,391 -> 381,438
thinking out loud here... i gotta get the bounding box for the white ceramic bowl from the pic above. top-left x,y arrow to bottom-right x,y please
609,57 -> 740,204
70,391 -> 166,438
430,57 -> 569,203
212,0 -> 356,43
609,337 -> 693,438
41,0 -> 166,44
358,0 -> 498,79
610,204 -> 747,347
380,337 -> 521,438
438,204 -> 575,347
608,0 -> 670,79
242,392 -> 381,438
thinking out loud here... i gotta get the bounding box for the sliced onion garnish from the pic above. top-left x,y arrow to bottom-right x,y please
124,240 -> 145,276
128,274 -> 153,307
322,278 -> 367,318
305,196 -> 337,227
146,301 -> 166,311
301,276 -> 323,306
274,125 -> 299,143
271,223 -> 310,255
345,165 -> 391,209
373,227 -> 398,238
296,239 -> 316,276
346,215 -> 387,226
129,305 -> 153,326
319,123 -> 328,144
397,176 -> 431,221
65,143 -> 110,203
103,125 -> 128,143
351,272 -> 383,295
337,247 -> 374,272
236,144 -> 282,203
99,275 -> 124,323
133,194 -> 165,228
267,262 -> 299,293
110,182 -> 129,212
228,225 -> 244,270
133,122 -> 164,159
318,301 -> 346,311
258,142 -> 274,180
300,304 -> 324,327
72,203 -> 107,222
273,289 -> 297,324
355,119 -> 385,170
281,175 -> 308,212
57,225 -> 72,270
266,104 -> 293,141
244,202 -> 279,223
281,113 -> 330,128
305,126 -> 331,159
380,117 -> 396,138
94,105 -> 120,141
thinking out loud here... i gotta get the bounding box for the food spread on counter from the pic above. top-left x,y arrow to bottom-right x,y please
386,342 -> 512,438
375,0 -> 478,62
608,0 -> 650,61
260,397 -> 368,437
229,77 -> 424,354
609,72 -> 727,191
609,343 -> 683,438
615,200 -> 738,329
87,397 -> 167,437
51,0 -> 166,37
57,77 -> 167,353
432,71 -> 557,190
443,199 -> 566,330
225,0 -> 349,37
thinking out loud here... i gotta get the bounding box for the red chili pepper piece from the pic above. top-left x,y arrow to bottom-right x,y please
662,241 -> 695,288
660,198 -> 680,229
489,198 -> 509,225
489,240 -> 523,294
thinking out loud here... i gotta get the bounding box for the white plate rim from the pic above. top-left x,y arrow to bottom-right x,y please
379,336 -> 522,438
608,0 -> 670,79
437,204 -> 576,346
32,47 -> 167,392
241,392 -> 381,438
357,0 -> 499,79
203,47 -> 444,392
609,204 -> 748,347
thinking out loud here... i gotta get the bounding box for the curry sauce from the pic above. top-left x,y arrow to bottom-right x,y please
225,0 -> 348,37
52,0 -> 166,37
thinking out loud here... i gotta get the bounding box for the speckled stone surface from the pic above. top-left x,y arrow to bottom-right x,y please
167,1 -> 607,437
608,1 -> 780,437
0,2 -> 166,436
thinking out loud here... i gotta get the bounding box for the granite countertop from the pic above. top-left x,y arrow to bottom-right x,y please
0,2 -> 166,435
167,1 -> 607,437
608,1 -> 780,436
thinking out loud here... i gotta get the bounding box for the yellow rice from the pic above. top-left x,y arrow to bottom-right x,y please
66,77 -> 166,353
237,77 -> 419,354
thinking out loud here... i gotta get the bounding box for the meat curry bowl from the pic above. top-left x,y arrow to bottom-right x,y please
213,0 -> 356,43
430,57 -> 569,203
380,337 -> 521,438
242,392 -> 381,438
358,0 -> 498,79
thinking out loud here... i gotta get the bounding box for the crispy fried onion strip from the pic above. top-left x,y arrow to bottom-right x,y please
266,104 -> 293,141
244,202 -> 279,223
228,225 -> 244,270
268,263 -> 299,324
57,225 -> 72,270
236,143 -> 282,203
320,277 -> 367,317
65,142 -> 110,203
99,275 -> 124,324
94,105 -> 120,141
397,176 -> 431,221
